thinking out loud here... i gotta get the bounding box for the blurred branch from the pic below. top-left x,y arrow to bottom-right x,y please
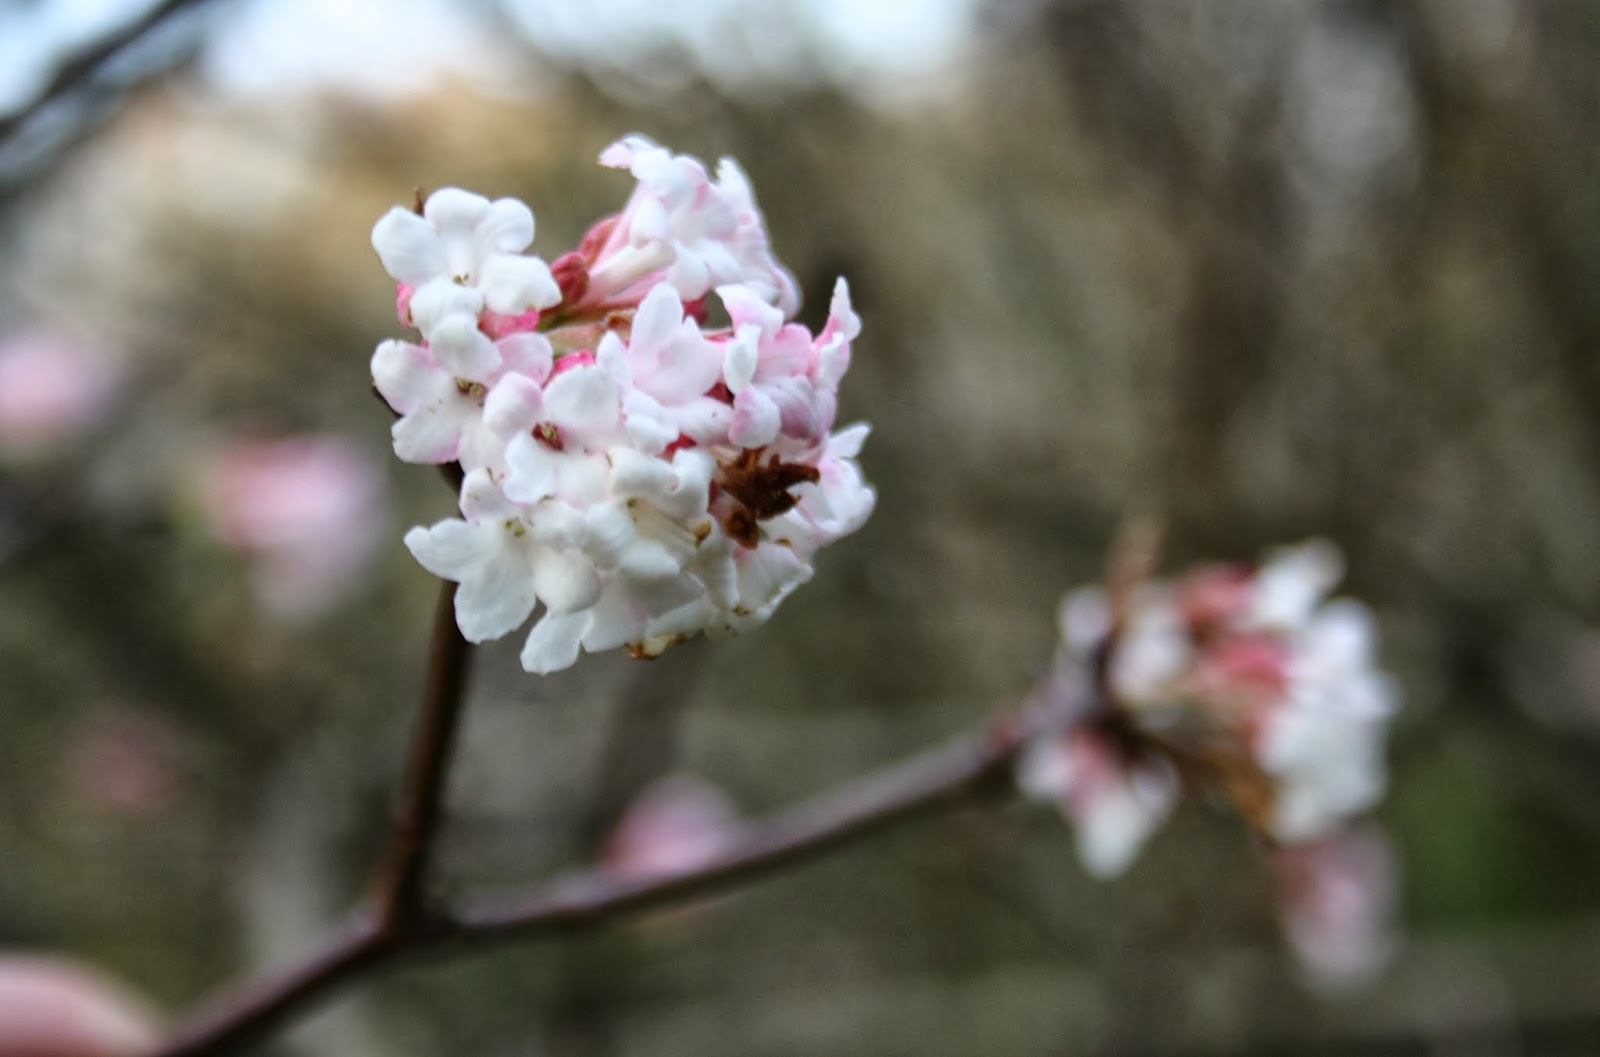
0,0 -> 221,147
148,707 -> 1032,1056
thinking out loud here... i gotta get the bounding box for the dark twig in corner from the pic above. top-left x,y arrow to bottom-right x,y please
0,0 -> 222,147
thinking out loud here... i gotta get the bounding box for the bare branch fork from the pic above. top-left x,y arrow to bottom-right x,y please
148,580 -> 1039,1057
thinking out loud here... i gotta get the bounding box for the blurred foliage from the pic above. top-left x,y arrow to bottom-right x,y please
3,0 -> 1600,1054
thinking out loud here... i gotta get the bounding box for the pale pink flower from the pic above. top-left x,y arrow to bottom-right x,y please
1018,728 -> 1178,879
0,957 -> 157,1057
372,330 -> 553,469
577,136 -> 799,314
61,710 -> 184,817
1022,540 -> 1396,872
719,278 -> 858,450
372,140 -> 872,673
0,330 -> 121,457
604,774 -> 741,881
194,434 -> 387,618
405,468 -> 598,647
372,188 -> 561,321
1256,599 -> 1396,842
1273,825 -> 1399,988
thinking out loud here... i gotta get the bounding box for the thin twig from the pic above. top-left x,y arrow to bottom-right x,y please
148,579 -> 472,1057
146,712 -> 1035,1056
148,920 -> 398,1057
450,716 -> 1029,941
372,580 -> 472,927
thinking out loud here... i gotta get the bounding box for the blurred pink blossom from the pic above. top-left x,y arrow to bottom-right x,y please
1272,824 -> 1399,989
1017,729 -> 1177,879
0,957 -> 157,1057
0,331 -> 121,458
603,774 -> 741,881
192,434 -> 388,619
61,710 -> 184,817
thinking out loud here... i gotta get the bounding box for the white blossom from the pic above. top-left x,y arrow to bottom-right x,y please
1021,540 -> 1396,874
370,144 -> 872,673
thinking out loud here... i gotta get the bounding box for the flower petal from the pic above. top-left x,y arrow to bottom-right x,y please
521,609 -> 594,673
372,208 -> 444,284
479,254 -> 561,315
543,365 -> 620,439
531,546 -> 602,613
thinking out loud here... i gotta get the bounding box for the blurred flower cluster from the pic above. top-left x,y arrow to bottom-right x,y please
1020,541 -> 1397,874
371,135 -> 874,673
1019,540 -> 1399,981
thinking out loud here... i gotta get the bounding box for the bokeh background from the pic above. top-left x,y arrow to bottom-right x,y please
4,0 -> 1600,1054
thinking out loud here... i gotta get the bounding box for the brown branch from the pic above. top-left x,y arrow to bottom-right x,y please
371,579 -> 472,927
145,711 -> 1034,1056
147,579 -> 472,1057
449,716 -> 1029,942
149,920 -> 396,1057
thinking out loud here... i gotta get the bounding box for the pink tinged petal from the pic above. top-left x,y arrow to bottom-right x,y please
595,331 -> 633,388
522,609 -> 594,673
1275,826 -> 1398,989
767,377 -> 823,442
426,312 -> 501,380
631,197 -> 671,244
827,422 -> 871,460
728,386 -> 781,449
544,365 -> 620,438
647,320 -> 723,403
479,254 -> 561,315
408,281 -> 485,334
733,542 -> 812,619
403,519 -> 489,583
503,434 -> 562,504
0,958 -> 159,1057
495,332 -> 554,381
458,553 -> 540,642
476,197 -> 537,256
631,282 -> 686,354
531,546 -> 602,613
422,187 -> 493,279
620,390 -> 678,455
664,249 -> 713,301
483,373 -> 546,439
758,326 -> 815,381
599,139 -> 639,169
458,469 -> 518,523
372,208 -> 444,284
371,339 -> 441,414
1059,588 -> 1113,657
722,327 -> 760,393
823,277 -> 862,343
1074,759 -> 1177,879
391,401 -> 466,464
675,397 -> 733,444
817,333 -> 852,392
718,283 -> 784,334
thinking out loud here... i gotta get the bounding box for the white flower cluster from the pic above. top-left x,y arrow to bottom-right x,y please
1020,541 -> 1397,877
370,136 -> 874,673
